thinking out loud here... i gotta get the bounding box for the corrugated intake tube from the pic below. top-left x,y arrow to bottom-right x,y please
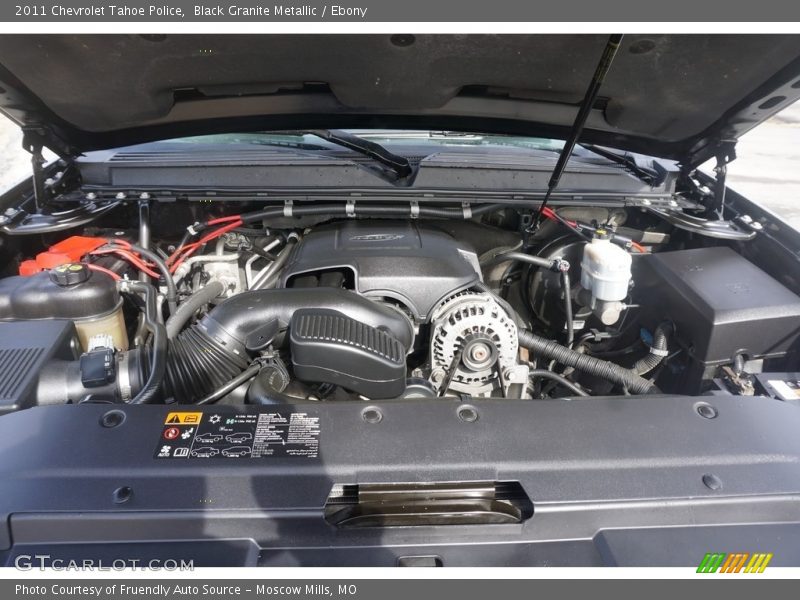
156,287 -> 414,402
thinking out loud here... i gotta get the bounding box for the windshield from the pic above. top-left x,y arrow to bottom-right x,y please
166,130 -> 567,153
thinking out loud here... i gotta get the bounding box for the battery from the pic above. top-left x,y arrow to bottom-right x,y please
755,373 -> 800,403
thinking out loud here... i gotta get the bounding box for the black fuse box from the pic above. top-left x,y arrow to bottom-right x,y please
635,247 -> 800,391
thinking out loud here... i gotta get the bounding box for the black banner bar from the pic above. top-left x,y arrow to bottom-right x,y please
3,1 -> 800,22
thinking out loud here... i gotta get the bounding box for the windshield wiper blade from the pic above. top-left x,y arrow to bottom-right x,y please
579,143 -> 660,185
534,34 -> 623,226
304,129 -> 413,178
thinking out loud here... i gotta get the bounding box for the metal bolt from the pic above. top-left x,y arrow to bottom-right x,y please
115,192 -> 127,200
469,344 -> 490,363
695,402 -> 718,419
431,369 -> 446,384
751,222 -> 763,231
85,192 -> 97,201
44,178 -> 55,186
139,192 -> 151,200
668,199 -> 678,208
641,199 -> 652,206
361,407 -> 383,424
504,369 -> 516,382
739,214 -> 753,224
457,405 -> 479,423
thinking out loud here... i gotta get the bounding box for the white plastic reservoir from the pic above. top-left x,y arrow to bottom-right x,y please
580,238 -> 632,301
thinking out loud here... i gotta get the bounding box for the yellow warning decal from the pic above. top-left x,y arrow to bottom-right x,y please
164,412 -> 203,425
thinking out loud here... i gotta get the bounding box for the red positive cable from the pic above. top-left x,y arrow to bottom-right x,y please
86,263 -> 122,281
89,247 -> 161,279
541,207 -> 646,253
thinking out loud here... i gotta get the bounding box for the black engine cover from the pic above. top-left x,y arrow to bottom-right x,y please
281,221 -> 480,321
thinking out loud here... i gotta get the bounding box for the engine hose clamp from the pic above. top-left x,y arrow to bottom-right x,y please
410,201 -> 420,219
116,351 -> 132,403
283,200 -> 294,218
346,199 -> 356,217
649,346 -> 669,357
186,222 -> 200,236
462,202 -> 473,219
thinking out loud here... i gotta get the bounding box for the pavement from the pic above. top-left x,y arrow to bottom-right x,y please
2,104 -> 800,228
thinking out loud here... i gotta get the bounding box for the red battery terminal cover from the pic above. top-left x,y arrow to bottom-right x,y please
18,236 -> 109,276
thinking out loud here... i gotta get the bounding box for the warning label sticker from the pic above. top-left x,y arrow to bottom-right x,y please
154,410 -> 320,459
164,412 -> 203,425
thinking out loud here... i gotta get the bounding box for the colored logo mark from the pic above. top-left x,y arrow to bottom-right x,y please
697,552 -> 773,573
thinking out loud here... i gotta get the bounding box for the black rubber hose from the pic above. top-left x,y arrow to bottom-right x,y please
632,323 -> 670,376
121,281 -> 168,404
246,367 -> 297,405
164,326 -> 249,402
518,329 -> 654,394
195,364 -> 261,405
528,369 -> 588,397
561,270 -> 574,347
123,242 -> 178,315
165,280 -> 225,339
480,250 -> 556,270
251,238 -> 298,290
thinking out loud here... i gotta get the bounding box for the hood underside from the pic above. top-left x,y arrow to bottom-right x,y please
1,34 -> 800,166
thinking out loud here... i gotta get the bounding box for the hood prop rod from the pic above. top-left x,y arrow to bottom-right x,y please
533,34 -> 623,228
21,132 -> 47,212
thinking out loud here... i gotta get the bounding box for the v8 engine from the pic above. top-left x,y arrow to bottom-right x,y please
2,200 -> 800,410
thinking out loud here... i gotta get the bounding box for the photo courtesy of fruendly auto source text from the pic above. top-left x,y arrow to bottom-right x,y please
1,0 -> 800,594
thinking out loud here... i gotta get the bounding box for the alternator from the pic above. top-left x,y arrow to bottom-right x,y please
429,292 -> 523,396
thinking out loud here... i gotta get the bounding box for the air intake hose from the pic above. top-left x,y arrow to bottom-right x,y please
157,288 -> 414,402
517,329 -> 655,394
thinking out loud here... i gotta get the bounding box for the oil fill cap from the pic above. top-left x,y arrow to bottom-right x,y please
50,262 -> 90,286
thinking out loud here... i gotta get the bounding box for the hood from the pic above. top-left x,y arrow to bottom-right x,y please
1,34 -> 800,167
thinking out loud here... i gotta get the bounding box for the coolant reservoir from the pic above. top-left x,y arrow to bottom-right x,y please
0,264 -> 128,351
580,237 -> 632,302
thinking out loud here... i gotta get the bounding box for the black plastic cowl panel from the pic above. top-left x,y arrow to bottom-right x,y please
290,309 -> 407,399
281,221 -> 481,321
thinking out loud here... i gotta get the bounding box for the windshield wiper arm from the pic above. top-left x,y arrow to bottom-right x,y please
579,143 -> 660,185
304,129 -> 413,178
534,34 -> 623,226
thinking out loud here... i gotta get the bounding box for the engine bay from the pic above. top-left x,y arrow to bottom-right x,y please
2,195 -> 800,412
